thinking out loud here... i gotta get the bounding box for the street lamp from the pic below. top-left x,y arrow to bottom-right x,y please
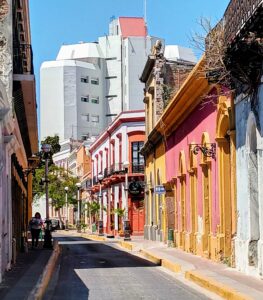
42,143 -> 53,249
123,161 -> 131,241
65,186 -> 69,230
76,182 -> 81,233
98,174 -> 104,236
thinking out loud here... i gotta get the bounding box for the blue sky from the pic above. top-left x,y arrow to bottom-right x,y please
29,0 -> 229,127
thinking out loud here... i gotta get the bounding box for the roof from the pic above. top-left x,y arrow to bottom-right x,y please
56,42 -> 103,60
164,45 -> 197,63
41,60 -> 97,70
119,17 -> 147,38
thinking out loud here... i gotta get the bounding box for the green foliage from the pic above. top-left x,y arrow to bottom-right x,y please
111,208 -> 125,217
33,163 -> 79,209
86,201 -> 100,220
41,135 -> 61,155
80,223 -> 87,232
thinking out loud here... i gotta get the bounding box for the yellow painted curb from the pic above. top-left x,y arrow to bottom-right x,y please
28,242 -> 62,300
81,233 -> 107,241
139,249 -> 161,265
162,259 -> 182,273
185,271 -> 253,300
118,241 -> 134,251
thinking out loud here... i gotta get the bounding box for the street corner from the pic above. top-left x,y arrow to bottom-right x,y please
185,270 -> 252,300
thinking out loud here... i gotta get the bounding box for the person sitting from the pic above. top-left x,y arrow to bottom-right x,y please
29,212 -> 43,249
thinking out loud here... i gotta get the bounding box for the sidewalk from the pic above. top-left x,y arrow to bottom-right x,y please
0,245 -> 53,300
118,236 -> 263,300
67,230 -> 263,300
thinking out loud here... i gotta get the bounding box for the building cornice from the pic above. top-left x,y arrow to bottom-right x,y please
148,56 -> 211,140
89,111 -> 145,153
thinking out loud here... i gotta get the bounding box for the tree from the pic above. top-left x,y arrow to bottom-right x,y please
41,135 -> 61,155
33,135 -> 78,224
33,164 -> 79,208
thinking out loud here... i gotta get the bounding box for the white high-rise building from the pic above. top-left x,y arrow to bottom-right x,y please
40,17 -> 160,142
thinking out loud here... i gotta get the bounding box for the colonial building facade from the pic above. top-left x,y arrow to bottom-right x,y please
140,41 -> 196,242
141,41 -> 237,263
0,0 -> 38,282
90,110 -> 145,236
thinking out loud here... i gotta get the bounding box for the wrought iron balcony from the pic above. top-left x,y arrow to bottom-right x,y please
224,0 -> 263,44
131,163 -> 145,173
110,163 -> 124,175
102,162 -> 145,178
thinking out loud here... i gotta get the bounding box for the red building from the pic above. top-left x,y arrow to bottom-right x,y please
90,111 -> 145,236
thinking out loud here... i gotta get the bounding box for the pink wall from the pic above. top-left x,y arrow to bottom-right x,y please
165,92 -> 219,235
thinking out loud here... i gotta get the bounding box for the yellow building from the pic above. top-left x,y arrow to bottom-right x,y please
140,41 -> 195,242
141,43 -> 236,263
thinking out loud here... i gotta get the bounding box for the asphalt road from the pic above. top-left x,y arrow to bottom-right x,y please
44,235 -> 211,300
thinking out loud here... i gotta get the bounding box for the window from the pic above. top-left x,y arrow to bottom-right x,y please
91,115 -> 99,123
105,57 -> 117,61
105,76 -> 117,79
91,96 -> 99,104
81,114 -> 89,121
81,96 -> 89,102
105,95 -> 117,98
131,141 -> 144,173
91,77 -> 99,85
81,76 -> 89,83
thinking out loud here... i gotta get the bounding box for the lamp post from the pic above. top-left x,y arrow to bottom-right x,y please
65,186 -> 69,230
76,182 -> 81,233
98,174 -> 104,236
123,161 -> 131,241
42,143 -> 53,249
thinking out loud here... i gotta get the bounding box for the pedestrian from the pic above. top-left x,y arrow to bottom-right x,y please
29,212 -> 43,249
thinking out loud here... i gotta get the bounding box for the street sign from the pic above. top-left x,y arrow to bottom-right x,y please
155,185 -> 166,194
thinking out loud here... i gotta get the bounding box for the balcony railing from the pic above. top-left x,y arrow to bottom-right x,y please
224,0 -> 263,44
132,163 -> 144,173
13,43 -> 34,75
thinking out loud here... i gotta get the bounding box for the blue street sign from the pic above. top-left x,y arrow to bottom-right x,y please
155,185 -> 166,194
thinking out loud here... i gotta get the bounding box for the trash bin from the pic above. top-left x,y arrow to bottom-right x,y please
92,223 -> 96,233
168,229 -> 174,241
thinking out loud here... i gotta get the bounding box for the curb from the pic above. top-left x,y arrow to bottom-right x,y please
185,271 -> 252,300
139,249 -> 161,265
118,243 -> 251,300
81,233 -> 107,241
117,241 -> 134,251
28,241 -> 61,300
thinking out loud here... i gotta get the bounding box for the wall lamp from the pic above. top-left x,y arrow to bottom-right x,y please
192,143 -> 216,160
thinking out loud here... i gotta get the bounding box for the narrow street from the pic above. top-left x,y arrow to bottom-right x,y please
44,234 -> 211,300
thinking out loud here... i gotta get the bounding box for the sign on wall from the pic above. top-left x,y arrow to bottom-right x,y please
155,185 -> 166,195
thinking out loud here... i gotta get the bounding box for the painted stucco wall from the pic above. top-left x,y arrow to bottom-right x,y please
235,71 -> 263,277
165,96 -> 218,235
0,0 -> 14,282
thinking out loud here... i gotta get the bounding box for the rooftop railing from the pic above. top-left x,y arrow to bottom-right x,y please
224,0 -> 263,44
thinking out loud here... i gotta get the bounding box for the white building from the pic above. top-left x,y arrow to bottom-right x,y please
41,59 -> 105,142
40,17 -> 160,142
